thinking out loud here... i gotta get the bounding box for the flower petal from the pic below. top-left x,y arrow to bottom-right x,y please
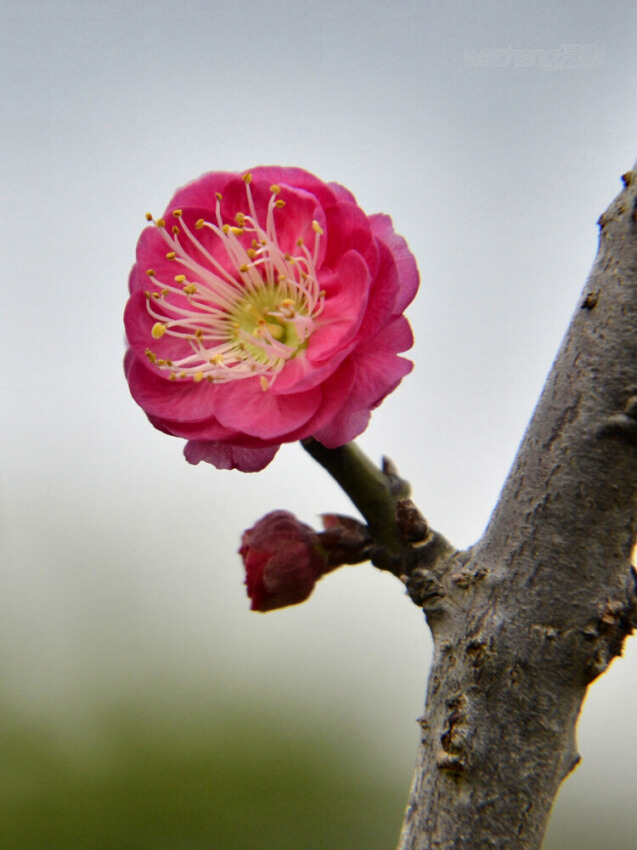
184,440 -> 279,472
213,379 -> 322,439
370,214 -> 420,314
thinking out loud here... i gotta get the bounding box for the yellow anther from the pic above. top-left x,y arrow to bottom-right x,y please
169,373 -> 176,381
193,371 -> 205,383
222,224 -> 230,234
267,323 -> 284,340
243,172 -> 252,184
239,264 -> 249,273
179,371 -> 187,379
312,220 -> 324,235
183,283 -> 197,295
165,251 -> 176,260
151,292 -> 161,300
274,199 -> 285,208
146,269 -> 156,276
161,289 -> 169,296
235,212 -> 246,225
215,192 -> 223,201
172,209 -> 183,217
260,376 -> 269,391
195,218 -> 205,229
145,348 -> 157,363
247,249 -> 256,259
230,226 -> 244,236
210,353 -> 224,364
156,218 -> 165,228
151,323 -> 167,339
296,238 -> 304,246
145,212 -> 153,221
166,360 -> 173,366
195,328 -> 204,339
172,225 -> 180,235
270,184 -> 281,194
174,274 -> 186,283
157,359 -> 166,366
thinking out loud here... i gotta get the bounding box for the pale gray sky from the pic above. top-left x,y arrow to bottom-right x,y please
1,1 -> 636,843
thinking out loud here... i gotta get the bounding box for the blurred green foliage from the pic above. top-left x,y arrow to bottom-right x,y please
1,692 -> 635,849
0,698 -> 408,850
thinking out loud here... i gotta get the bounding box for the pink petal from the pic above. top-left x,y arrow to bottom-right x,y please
305,251 -> 370,361
370,214 -> 420,314
312,408 -> 372,448
347,318 -> 414,408
166,172 -> 233,213
184,440 -> 279,472
351,239 -> 401,345
125,353 -> 225,424
250,167 -> 351,209
284,359 -> 357,439
124,289 -> 192,365
323,201 -> 379,276
213,379 -> 322,439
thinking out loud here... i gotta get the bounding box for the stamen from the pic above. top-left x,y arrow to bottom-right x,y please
143,178 -> 325,386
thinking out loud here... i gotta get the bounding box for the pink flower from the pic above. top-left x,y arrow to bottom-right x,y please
124,167 -> 418,472
239,511 -> 329,612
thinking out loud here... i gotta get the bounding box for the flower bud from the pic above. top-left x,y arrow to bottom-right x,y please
239,511 -> 329,612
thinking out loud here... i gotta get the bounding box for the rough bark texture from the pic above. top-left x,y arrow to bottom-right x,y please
397,167 -> 637,850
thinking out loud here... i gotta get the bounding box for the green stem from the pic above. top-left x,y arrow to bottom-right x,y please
301,439 -> 409,552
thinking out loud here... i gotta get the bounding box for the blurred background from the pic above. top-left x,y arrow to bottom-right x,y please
1,1 -> 636,847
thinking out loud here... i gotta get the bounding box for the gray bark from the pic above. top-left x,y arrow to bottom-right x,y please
397,166 -> 637,849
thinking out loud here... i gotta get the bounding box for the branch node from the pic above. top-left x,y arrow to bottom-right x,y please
595,396 -> 637,441
435,751 -> 465,775
403,566 -> 445,611
582,586 -> 637,683
450,564 -> 488,588
381,455 -> 411,498
580,290 -> 599,310
396,498 -> 430,544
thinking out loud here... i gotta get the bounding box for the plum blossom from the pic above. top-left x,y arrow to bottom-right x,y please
124,167 -> 418,472
239,511 -> 330,612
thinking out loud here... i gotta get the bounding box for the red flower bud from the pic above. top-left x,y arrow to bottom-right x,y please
239,511 -> 329,612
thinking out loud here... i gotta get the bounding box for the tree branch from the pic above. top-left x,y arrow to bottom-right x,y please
397,166 -> 637,849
